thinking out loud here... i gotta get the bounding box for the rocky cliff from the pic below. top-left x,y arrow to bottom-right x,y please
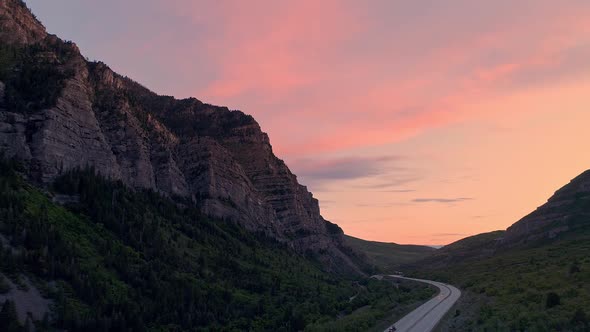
0,0 -> 363,274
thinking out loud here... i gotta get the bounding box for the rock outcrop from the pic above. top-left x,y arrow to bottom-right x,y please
0,0 -> 363,274
0,0 -> 46,45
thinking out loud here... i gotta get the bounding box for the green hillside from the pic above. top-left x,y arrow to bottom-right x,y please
419,232 -> 590,331
344,235 -> 436,273
0,160 -> 434,331
409,231 -> 505,270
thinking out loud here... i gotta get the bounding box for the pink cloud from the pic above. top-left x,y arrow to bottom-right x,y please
179,0 -> 362,101
112,0 -> 590,159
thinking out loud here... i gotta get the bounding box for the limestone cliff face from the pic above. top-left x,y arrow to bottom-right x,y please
0,0 -> 363,274
0,0 -> 45,45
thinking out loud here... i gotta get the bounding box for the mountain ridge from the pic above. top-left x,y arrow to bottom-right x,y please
410,168 -> 590,274
502,169 -> 590,246
343,235 -> 436,272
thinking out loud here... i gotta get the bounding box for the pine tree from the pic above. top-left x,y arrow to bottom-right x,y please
0,299 -> 22,332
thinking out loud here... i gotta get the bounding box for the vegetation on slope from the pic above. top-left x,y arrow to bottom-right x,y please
410,231 -> 505,270
0,40 -> 76,113
419,233 -> 590,331
344,235 -> 436,273
408,225 -> 590,331
0,160 -> 434,331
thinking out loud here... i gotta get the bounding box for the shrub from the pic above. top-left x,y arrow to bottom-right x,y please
0,299 -> 21,331
571,309 -> 588,326
3,42 -> 74,114
545,292 -> 560,309
0,275 -> 10,294
569,261 -> 581,274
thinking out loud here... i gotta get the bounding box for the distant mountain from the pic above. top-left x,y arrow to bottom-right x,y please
0,0 -> 361,274
413,230 -> 505,269
503,169 -> 590,246
414,169 -> 590,268
412,170 -> 590,330
344,235 -> 436,272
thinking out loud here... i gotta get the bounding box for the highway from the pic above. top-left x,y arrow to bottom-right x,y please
383,276 -> 461,332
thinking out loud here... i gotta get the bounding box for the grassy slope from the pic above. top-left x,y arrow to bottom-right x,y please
411,231 -> 505,270
0,161 -> 434,331
422,232 -> 590,331
344,235 -> 436,273
439,231 -> 504,252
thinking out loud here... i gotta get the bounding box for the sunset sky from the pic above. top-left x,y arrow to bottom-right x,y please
26,0 -> 590,245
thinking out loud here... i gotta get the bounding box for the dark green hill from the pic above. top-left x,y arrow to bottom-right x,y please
344,235 -> 436,272
410,230 -> 505,269
420,232 -> 590,331
0,160 -> 434,331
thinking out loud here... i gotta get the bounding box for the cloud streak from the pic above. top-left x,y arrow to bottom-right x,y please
412,198 -> 473,204
291,155 -> 402,181
289,155 -> 423,192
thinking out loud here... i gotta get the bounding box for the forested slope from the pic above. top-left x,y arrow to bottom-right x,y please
0,160 -> 433,331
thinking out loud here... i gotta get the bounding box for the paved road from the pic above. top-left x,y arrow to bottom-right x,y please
383,276 -> 461,332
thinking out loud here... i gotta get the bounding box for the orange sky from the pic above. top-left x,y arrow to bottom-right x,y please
27,0 -> 590,244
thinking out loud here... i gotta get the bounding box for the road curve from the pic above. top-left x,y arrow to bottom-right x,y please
383,276 -> 461,332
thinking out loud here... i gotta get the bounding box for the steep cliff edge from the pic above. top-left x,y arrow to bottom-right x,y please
0,0 -> 363,274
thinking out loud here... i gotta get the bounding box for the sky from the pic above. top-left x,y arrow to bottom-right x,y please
25,0 -> 590,245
